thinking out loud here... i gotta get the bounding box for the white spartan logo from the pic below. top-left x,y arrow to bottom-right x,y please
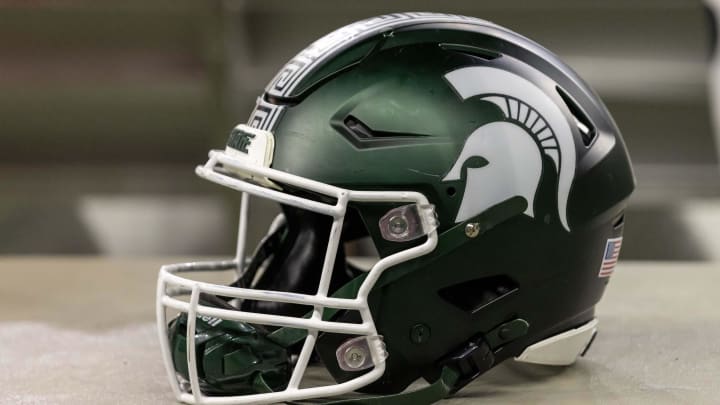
443,66 -> 576,231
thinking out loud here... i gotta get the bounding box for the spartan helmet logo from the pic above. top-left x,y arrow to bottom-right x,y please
443,66 -> 576,231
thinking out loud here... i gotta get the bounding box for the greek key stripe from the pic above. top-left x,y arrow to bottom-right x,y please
267,12 -> 491,98
247,97 -> 285,131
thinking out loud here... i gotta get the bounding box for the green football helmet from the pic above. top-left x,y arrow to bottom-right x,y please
157,12 -> 635,405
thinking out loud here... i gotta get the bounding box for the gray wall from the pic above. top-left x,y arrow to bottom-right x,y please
1,1 -> 718,259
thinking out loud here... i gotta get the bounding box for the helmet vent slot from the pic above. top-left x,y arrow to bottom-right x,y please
337,115 -> 430,148
437,275 -> 518,314
556,86 -> 597,147
343,115 -> 428,139
613,213 -> 625,229
439,43 -> 500,60
264,92 -> 299,107
345,116 -> 376,139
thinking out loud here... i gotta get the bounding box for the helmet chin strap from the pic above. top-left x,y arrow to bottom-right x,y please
230,338 -> 464,405
281,367 -> 461,405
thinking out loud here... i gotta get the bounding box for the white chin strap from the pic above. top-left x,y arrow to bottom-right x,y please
515,318 -> 598,366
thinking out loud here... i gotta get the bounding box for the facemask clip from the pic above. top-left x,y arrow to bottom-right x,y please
336,335 -> 388,372
379,204 -> 438,242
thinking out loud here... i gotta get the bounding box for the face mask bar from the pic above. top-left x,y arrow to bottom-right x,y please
157,149 -> 439,405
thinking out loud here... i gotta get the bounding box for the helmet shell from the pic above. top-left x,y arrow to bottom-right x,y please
239,13 -> 634,394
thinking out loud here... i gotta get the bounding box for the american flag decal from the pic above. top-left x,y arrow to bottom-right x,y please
599,237 -> 623,278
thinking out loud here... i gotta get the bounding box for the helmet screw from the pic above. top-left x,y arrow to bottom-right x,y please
465,222 -> 481,238
410,323 -> 431,344
388,215 -> 409,236
343,346 -> 367,370
498,325 -> 513,340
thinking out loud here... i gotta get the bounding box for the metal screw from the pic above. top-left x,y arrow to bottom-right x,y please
465,222 -> 481,238
498,325 -> 513,340
343,346 -> 367,369
388,215 -> 409,236
410,323 -> 431,344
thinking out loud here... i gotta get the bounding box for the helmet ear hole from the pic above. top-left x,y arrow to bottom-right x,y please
446,186 -> 457,197
438,275 -> 519,314
556,86 -> 596,147
613,213 -> 625,229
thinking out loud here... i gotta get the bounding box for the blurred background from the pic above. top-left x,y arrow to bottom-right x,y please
1,0 -> 719,260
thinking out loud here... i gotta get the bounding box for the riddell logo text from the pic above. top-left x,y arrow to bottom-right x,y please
197,314 -> 223,327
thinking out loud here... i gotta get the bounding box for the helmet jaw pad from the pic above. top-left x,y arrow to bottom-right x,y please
514,318 -> 598,366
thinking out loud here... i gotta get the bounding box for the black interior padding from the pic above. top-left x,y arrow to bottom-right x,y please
238,204 -> 364,317
437,275 -> 519,314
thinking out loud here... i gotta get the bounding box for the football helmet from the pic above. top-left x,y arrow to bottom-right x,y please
156,12 -> 634,405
